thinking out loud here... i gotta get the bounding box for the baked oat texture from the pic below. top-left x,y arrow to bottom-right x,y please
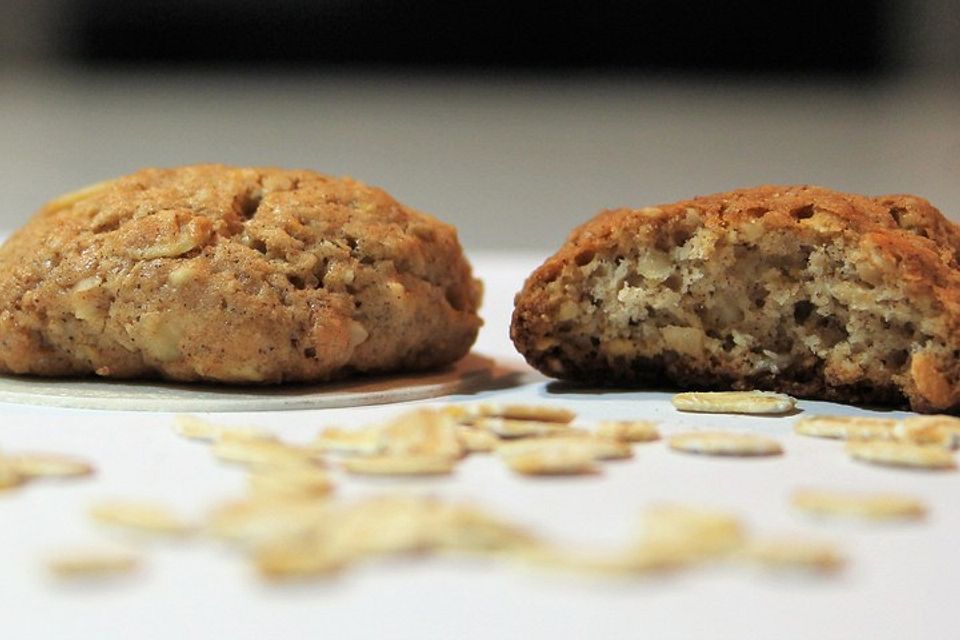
0,165 -> 482,383
511,186 -> 960,413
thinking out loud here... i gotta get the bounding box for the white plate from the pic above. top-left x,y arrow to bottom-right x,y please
0,352 -> 508,412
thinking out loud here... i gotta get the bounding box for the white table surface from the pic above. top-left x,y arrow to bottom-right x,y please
1,251 -> 957,640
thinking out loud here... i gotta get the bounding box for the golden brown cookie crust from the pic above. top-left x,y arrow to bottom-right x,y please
511,185 -> 960,413
0,165 -> 482,383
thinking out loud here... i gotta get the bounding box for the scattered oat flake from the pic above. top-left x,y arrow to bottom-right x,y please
248,467 -> 334,499
89,501 -> 194,535
595,420 -> 660,443
256,539 -> 347,579
846,440 -> 956,470
574,437 -> 633,461
342,455 -> 456,476
212,439 -> 321,469
173,415 -> 274,443
408,499 -> 517,551
215,427 -> 277,444
456,426 -> 500,452
173,415 -> 221,441
47,548 -> 140,578
894,415 -> 960,450
380,409 -> 465,459
322,498 -> 439,558
10,453 -> 94,479
501,447 -> 597,476
330,497 -> 453,556
515,545 -> 672,576
0,460 -> 25,490
252,496 -> 538,580
745,536 -> 843,573
467,404 -> 576,424
207,498 -> 331,545
639,505 -> 746,560
791,488 -> 926,520
429,503 -> 538,552
312,427 -> 384,455
498,436 -> 632,461
474,417 -> 580,438
672,391 -> 796,415
793,415 -> 897,440
437,405 -> 470,420
668,431 -> 783,457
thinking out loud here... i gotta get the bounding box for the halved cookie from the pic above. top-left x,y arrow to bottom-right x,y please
511,186 -> 960,413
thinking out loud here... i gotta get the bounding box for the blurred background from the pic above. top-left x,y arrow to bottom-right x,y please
0,0 -> 957,250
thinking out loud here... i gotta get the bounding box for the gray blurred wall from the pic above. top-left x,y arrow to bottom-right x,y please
0,2 -> 957,251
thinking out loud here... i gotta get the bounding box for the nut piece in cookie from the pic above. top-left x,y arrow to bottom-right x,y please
511,185 -> 960,413
0,165 -> 482,384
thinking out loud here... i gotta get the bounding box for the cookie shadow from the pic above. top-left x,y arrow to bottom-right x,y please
544,380 -> 678,396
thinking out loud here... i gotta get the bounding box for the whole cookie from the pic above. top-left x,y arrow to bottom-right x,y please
511,185 -> 960,413
0,165 -> 482,383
